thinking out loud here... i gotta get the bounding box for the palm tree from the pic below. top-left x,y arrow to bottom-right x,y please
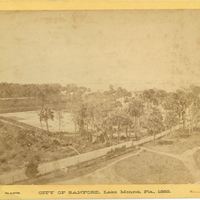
39,107 -> 54,132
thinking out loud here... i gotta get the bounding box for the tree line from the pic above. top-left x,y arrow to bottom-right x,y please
1,82 -> 200,144
34,83 -> 200,145
0,82 -> 62,98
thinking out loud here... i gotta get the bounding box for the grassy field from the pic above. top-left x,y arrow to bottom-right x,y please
0,120 -> 77,175
114,151 -> 193,184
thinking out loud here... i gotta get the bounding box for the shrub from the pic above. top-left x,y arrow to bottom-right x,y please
106,145 -> 127,158
0,157 -> 7,164
52,139 -> 60,145
121,145 -> 126,151
25,161 -> 39,178
158,140 -> 174,145
120,135 -> 126,140
25,155 -> 40,178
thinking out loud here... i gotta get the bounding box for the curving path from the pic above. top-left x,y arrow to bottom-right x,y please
53,146 -> 200,184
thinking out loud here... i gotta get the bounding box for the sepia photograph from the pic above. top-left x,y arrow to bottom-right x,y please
0,10 -> 200,186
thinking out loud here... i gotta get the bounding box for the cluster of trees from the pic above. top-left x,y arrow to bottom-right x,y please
0,82 -> 90,113
1,82 -> 200,145
71,87 -> 160,143
10,82 -> 199,145
70,85 -> 200,144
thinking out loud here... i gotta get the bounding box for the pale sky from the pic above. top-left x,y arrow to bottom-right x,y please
0,10 -> 200,91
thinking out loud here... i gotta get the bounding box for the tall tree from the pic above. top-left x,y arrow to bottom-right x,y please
147,107 -> 164,144
128,99 -> 144,139
163,90 -> 192,130
39,107 -> 54,132
164,110 -> 179,134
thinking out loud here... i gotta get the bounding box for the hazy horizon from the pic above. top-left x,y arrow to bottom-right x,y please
0,10 -> 200,91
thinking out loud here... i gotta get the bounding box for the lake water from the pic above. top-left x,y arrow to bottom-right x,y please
0,110 -> 75,132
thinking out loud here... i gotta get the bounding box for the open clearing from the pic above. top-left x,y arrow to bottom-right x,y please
0,111 -> 75,132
